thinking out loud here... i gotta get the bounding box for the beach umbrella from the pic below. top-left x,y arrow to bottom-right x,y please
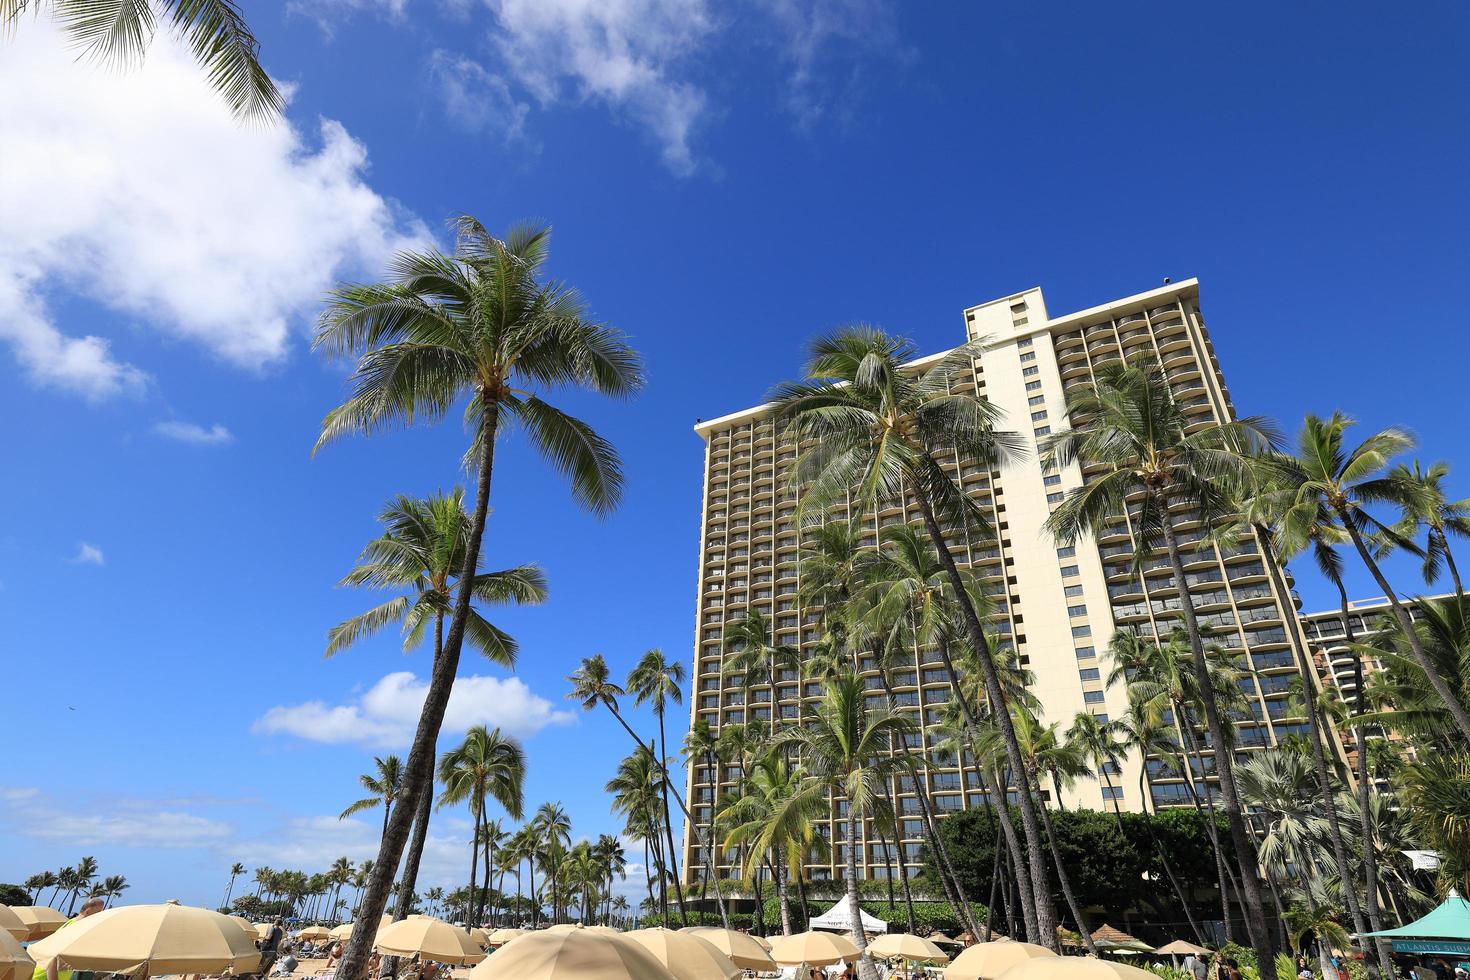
469,928 -> 675,980
992,957 -> 1156,980
1155,941 -> 1208,957
680,928 -> 777,971
1090,925 -> 1154,954
625,928 -> 740,980
752,935 -> 773,951
329,923 -> 355,940
0,928 -> 35,980
488,928 -> 524,946
0,908 -> 27,943
25,901 -> 260,976
296,925 -> 331,941
586,926 -> 624,936
767,931 -> 860,967
227,916 -> 258,943
868,935 -> 950,963
11,908 -> 67,941
927,933 -> 962,947
944,940 -> 1057,980
374,915 -> 486,965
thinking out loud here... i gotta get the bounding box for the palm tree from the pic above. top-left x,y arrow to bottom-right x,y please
97,875 -> 128,908
774,673 -> 915,980
1041,353 -> 1277,976
328,489 -> 546,926
1273,413 -> 1470,738
64,857 -> 99,914
222,863 -> 246,910
340,755 -> 406,841
1383,459 -> 1470,596
439,726 -> 527,926
0,0 -> 282,119
626,648 -> 689,925
719,752 -> 827,935
26,871 -> 56,904
567,654 -> 730,927
607,749 -> 668,921
591,835 -> 626,925
770,327 -> 1059,947
315,218 -> 643,974
533,802 -> 572,923
682,719 -> 730,901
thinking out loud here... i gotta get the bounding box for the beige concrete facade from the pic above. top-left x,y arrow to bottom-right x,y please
684,279 -> 1319,886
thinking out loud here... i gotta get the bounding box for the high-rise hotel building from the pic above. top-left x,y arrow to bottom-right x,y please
685,278 -> 1321,886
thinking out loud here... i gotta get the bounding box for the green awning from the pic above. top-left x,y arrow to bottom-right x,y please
1365,891 -> 1470,940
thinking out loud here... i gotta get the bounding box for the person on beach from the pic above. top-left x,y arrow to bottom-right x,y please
34,898 -> 106,980
258,920 -> 285,976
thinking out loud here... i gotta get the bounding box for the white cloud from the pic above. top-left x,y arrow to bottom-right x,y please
253,671 -> 576,748
758,0 -> 907,128
0,20 -> 428,400
428,50 -> 535,147
0,787 -> 232,849
71,542 -> 105,566
481,0 -> 714,175
153,420 -> 235,446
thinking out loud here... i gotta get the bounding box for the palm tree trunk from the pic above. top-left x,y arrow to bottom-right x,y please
930,634 -> 1038,943
1030,771 -> 1098,956
1174,695 -> 1241,943
1339,511 -> 1470,738
467,800 -> 481,926
845,812 -> 877,980
776,846 -> 794,936
913,487 -> 1058,949
653,722 -> 690,926
394,613 -> 444,928
1440,529 -> 1465,598
1335,581 -> 1396,977
984,811 -> 1002,941
1104,768 -> 1203,944
336,402 -> 501,980
1156,503 -> 1275,979
1257,530 -> 1375,973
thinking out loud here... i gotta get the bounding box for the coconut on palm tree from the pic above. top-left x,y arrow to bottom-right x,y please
314,218 -> 643,978
1041,353 -> 1277,976
770,326 -> 1060,947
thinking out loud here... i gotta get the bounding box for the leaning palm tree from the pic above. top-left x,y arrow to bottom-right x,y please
26,871 -> 57,904
327,488 -> 546,924
626,648 -> 689,924
340,755 -> 406,842
773,673 -> 915,980
770,327 -> 1058,946
1273,413 -> 1470,739
0,0 -> 282,119
1041,353 -> 1277,977
97,875 -> 128,908
222,862 -> 246,910
1382,459 -> 1470,597
315,218 -> 643,976
439,726 -> 527,927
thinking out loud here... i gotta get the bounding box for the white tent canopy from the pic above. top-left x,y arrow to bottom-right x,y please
808,903 -> 888,936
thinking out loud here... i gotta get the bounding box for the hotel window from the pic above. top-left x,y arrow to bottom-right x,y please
1079,667 -> 1101,681
1031,410 -> 1048,422
1023,366 -> 1039,377
1035,426 -> 1051,436
1044,474 -> 1062,487
1061,565 -> 1079,576
1057,546 -> 1076,558
1102,786 -> 1124,801
1071,624 -> 1091,638
1083,690 -> 1106,704
1067,604 -> 1087,617
1017,336 -> 1033,347
1064,585 -> 1084,597
1075,645 -> 1095,659
1026,381 -> 1042,391
1047,492 -> 1064,504
1019,351 -> 1036,363
1028,395 -> 1045,406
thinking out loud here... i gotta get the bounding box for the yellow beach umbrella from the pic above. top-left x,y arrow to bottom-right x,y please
374,915 -> 486,965
227,916 -> 258,944
944,940 -> 1057,980
0,928 -> 36,980
868,935 -> 950,963
330,923 -> 355,940
767,931 -> 860,967
624,928 -> 740,980
469,929 -> 675,980
992,958 -> 1156,980
680,929 -> 776,972
488,928 -> 524,946
11,908 -> 66,941
25,901 -> 260,976
585,926 -> 623,936
0,908 -> 27,943
752,935 -> 773,951
469,927 -> 491,947
297,925 -> 332,941
544,923 -> 583,934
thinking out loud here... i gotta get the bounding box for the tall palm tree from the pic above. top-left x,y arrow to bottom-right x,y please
567,654 -> 730,927
1383,459 -> 1470,596
222,863 -> 246,910
439,726 -> 527,927
340,755 -> 406,841
682,719 -> 732,901
720,752 -> 827,936
626,648 -> 690,924
533,802 -> 572,923
0,0 -> 282,120
1041,353 -> 1277,976
1273,413 -> 1470,738
770,327 -> 1059,946
26,871 -> 56,904
774,673 -> 915,980
607,749 -> 667,922
328,489 -> 545,926
64,857 -> 99,915
315,218 -> 643,975
97,875 -> 128,908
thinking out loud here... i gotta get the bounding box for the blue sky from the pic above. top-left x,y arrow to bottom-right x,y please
2,0 -> 1467,908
